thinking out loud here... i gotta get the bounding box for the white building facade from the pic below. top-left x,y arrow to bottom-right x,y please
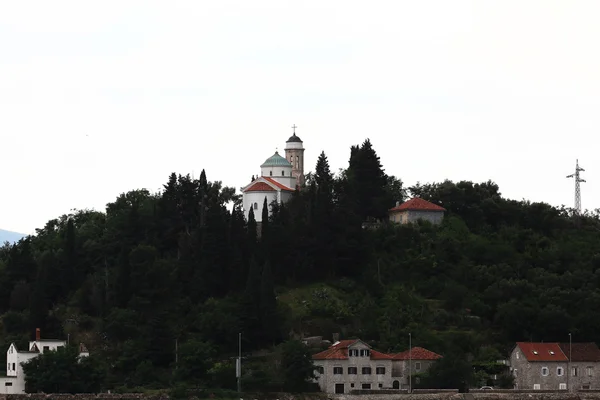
0,329 -> 89,394
241,131 -> 305,222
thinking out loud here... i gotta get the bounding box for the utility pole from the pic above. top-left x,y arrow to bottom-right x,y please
237,332 -> 242,394
568,333 -> 572,392
409,332 -> 412,394
566,159 -> 586,215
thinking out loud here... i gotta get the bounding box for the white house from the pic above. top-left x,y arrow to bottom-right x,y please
241,130 -> 305,222
0,328 -> 89,394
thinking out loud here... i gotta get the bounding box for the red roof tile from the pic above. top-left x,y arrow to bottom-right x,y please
312,339 -> 395,361
558,343 -> 600,362
263,177 -> 295,192
389,198 -> 446,212
393,347 -> 442,360
516,342 -> 568,362
244,182 -> 276,192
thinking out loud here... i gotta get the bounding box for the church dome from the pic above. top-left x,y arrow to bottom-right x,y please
260,151 -> 292,168
286,133 -> 302,143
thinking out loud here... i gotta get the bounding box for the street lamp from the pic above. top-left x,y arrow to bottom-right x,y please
409,333 -> 412,394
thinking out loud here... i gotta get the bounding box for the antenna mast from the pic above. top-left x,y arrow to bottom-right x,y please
566,159 -> 586,214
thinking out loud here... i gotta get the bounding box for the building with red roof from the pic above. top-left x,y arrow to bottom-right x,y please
388,197 -> 446,225
509,342 -> 600,391
312,338 -> 441,394
241,129 -> 305,222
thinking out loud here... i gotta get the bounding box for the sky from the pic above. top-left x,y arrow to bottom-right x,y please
2,1 -> 600,234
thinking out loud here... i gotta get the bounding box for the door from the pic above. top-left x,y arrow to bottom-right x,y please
335,384 -> 345,394
393,380 -> 400,389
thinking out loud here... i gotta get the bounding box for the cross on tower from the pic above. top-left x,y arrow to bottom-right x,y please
291,124 -> 297,134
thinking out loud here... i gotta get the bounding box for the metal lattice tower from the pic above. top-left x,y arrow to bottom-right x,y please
566,159 -> 586,214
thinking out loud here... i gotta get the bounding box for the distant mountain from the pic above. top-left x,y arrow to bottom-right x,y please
0,229 -> 26,244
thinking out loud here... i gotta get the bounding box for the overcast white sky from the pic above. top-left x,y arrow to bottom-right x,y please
2,1 -> 600,234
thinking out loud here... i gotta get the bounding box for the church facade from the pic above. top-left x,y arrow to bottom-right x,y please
241,130 -> 305,222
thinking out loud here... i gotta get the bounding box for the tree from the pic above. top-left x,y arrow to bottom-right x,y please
173,338 -> 215,387
22,346 -> 105,393
279,340 -> 316,392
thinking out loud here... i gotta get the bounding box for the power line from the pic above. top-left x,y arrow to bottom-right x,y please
566,159 -> 586,215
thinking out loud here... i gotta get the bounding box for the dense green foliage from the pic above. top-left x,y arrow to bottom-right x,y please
2,138 -> 600,391
22,345 -> 105,393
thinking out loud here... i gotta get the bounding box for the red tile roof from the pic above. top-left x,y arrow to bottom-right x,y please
389,197 -> 446,212
244,182 -> 276,192
393,347 -> 442,360
558,343 -> 600,362
516,342 -> 568,362
263,177 -> 295,192
312,340 -> 359,360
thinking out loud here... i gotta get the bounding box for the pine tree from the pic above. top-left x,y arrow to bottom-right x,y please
247,206 -> 257,247
259,260 -> 280,345
261,197 -> 269,240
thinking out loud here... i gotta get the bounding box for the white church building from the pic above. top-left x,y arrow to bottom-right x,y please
0,328 -> 89,394
241,129 -> 305,222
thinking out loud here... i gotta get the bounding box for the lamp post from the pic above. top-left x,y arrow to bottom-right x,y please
409,333 -> 412,394
237,333 -> 242,394
568,333 -> 572,392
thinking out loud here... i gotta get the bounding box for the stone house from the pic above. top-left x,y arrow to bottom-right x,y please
0,328 -> 89,394
312,339 -> 441,394
388,198 -> 446,225
557,342 -> 600,390
510,342 -> 569,390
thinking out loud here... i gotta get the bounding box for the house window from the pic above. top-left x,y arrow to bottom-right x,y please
534,384 -> 540,390
316,366 -> 324,374
350,383 -> 354,388
587,366 -> 594,377
43,346 -> 49,352
270,171 -> 273,176
415,362 -> 421,371
362,367 -> 372,375
333,367 -> 343,375
379,383 -> 383,388
557,367 -> 564,376
12,363 -> 15,371
541,367 -> 549,376
560,383 -> 567,390
360,349 -> 370,357
362,383 -> 371,389
572,367 -> 578,376
5,383 -> 11,387
376,367 -> 386,375
348,367 -> 357,375
253,202 -> 258,210
282,171 -> 285,176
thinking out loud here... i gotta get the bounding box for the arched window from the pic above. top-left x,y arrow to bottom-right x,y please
282,170 -> 285,176
253,202 -> 258,210
393,381 -> 400,389
269,170 -> 273,176
295,155 -> 299,168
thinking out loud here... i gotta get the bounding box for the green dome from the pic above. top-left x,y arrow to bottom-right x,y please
261,151 -> 292,168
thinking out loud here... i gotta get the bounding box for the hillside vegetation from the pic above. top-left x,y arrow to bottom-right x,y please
1,139 -> 600,392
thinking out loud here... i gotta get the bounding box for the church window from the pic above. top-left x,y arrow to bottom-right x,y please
270,170 -> 272,176
253,203 -> 258,210
295,156 -> 299,168
12,363 -> 15,370
282,170 -> 285,176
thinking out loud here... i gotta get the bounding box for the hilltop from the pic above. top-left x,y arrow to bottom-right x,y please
1,138 -> 599,393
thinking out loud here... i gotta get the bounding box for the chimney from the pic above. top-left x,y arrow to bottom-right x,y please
35,328 -> 41,341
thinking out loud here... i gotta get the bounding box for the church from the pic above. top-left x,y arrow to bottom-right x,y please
241,128 -> 305,222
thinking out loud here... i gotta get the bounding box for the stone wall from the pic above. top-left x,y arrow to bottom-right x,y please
4,392 -> 600,400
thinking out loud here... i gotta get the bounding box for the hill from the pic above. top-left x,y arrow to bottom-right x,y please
0,229 -> 25,244
0,139 -> 599,393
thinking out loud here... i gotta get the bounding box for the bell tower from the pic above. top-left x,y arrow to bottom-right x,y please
284,124 -> 305,188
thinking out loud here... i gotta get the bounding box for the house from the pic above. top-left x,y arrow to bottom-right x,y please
312,339 -> 441,394
388,198 -> 446,225
510,342 -> 568,390
558,342 -> 600,390
241,130 -> 305,222
0,328 -> 89,394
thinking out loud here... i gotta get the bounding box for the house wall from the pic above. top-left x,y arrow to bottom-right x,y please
390,360 -> 437,388
568,362 -> 600,390
243,191 -> 278,222
510,347 -> 568,390
405,211 -> 444,225
28,340 -> 66,354
313,344 -> 394,394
